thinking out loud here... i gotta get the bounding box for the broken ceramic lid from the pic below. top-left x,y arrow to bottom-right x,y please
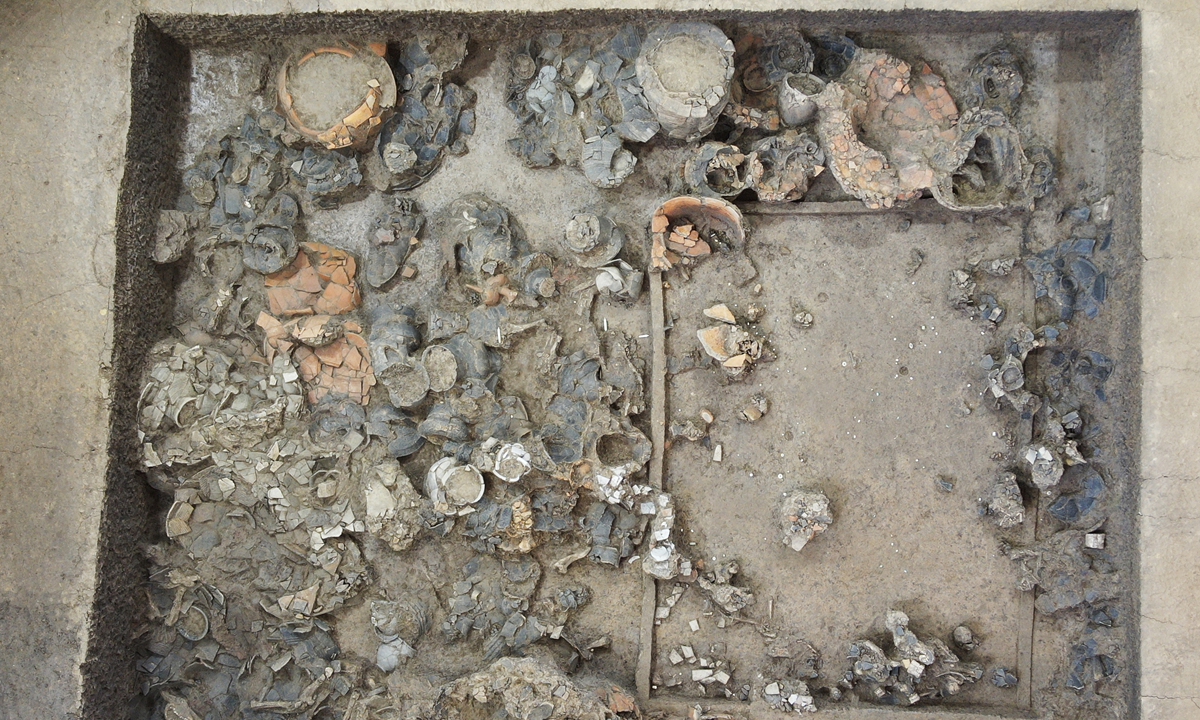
650,195 -> 744,272
422,344 -> 459,392
368,304 -> 421,372
425,456 -> 486,513
776,489 -> 832,551
683,142 -> 764,199
277,43 -> 397,151
563,214 -> 625,267
290,145 -> 363,199
491,442 -> 533,483
637,22 -> 736,141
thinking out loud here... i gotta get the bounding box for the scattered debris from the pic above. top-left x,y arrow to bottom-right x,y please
696,323 -> 770,378
982,472 -> 1025,528
965,48 -> 1023,116
763,679 -> 817,714
777,489 -> 833,551
696,560 -> 755,615
683,142 -> 763,198
362,457 -> 427,551
1065,630 -> 1120,693
992,667 -> 1019,688
435,656 -> 616,719
739,393 -> 770,422
703,303 -> 737,324
1025,238 -> 1107,321
369,34 -> 476,191
506,26 -> 657,188
1008,530 -> 1121,614
365,197 -> 423,288
1021,409 -> 1087,494
750,131 -> 825,202
644,492 -> 684,579
845,610 -> 983,705
1044,348 -> 1114,403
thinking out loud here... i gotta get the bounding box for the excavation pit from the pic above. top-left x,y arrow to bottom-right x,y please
95,9 -> 1140,720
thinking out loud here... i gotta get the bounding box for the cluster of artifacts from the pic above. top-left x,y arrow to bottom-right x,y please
134,21 -> 1121,720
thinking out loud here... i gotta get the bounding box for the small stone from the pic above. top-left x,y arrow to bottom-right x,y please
713,670 -> 730,684
1085,532 -> 1106,549
712,444 -> 723,462
681,645 -> 695,659
692,669 -> 714,682
700,409 -> 715,424
689,619 -> 700,632
401,265 -> 417,279
765,682 -> 780,696
670,649 -> 684,665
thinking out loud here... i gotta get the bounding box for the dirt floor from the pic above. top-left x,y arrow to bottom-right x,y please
129,13 -> 1140,720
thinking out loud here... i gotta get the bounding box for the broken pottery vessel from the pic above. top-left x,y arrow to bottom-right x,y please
276,43 -> 397,151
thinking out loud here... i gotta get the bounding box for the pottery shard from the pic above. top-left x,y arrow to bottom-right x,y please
697,324 -> 744,363
293,330 -> 376,405
703,303 -> 737,324
266,243 -> 362,317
